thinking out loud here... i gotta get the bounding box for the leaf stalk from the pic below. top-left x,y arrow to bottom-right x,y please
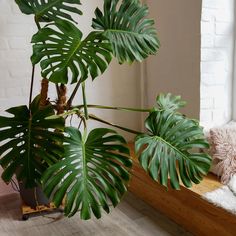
74,104 -> 152,113
89,114 -> 142,135
82,82 -> 88,120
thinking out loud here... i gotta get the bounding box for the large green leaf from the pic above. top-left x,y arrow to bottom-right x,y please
42,127 -> 132,220
31,19 -> 112,84
92,0 -> 160,64
15,0 -> 82,22
0,96 -> 65,188
135,94 -> 211,189
156,93 -> 187,112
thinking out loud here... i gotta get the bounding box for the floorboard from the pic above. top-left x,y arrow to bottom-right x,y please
0,192 -> 191,236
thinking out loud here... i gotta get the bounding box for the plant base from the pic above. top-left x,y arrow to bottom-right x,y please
18,183 -> 50,209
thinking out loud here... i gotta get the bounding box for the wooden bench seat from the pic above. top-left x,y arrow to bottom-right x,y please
129,148 -> 236,236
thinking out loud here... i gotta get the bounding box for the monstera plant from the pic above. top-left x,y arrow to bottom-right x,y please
0,0 -> 211,220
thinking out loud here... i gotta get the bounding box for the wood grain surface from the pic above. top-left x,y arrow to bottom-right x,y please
129,146 -> 236,236
0,192 -> 192,236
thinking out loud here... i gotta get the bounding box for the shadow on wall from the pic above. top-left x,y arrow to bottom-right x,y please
145,0 -> 201,119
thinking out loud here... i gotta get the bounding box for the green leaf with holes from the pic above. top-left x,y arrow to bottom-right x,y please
31,19 -> 112,84
155,93 -> 187,112
42,127 -> 132,220
15,0 -> 82,22
135,94 -> 211,189
92,0 -> 160,64
0,96 -> 65,188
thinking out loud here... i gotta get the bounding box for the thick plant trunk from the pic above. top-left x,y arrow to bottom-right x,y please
39,78 -> 49,108
57,84 -> 67,114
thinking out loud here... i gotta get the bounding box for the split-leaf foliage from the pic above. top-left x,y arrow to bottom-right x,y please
0,96 -> 64,188
0,0 -> 211,221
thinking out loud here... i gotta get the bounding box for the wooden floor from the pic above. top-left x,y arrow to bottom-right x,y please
0,192 -> 191,236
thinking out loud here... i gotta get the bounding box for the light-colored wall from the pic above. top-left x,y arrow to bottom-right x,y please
145,0 -> 202,119
0,0 -> 141,196
200,0 -> 235,129
233,6 -> 236,121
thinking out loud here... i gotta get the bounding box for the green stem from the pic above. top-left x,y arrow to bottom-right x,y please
29,65 -> 35,109
67,79 -> 82,108
34,17 -> 60,98
89,114 -> 142,135
28,17 -> 41,109
34,16 -> 41,30
74,104 -> 152,113
82,82 -> 88,120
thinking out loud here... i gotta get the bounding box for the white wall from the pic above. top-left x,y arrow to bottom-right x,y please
233,5 -> 236,120
145,0 -> 202,119
0,0 -> 141,196
200,0 -> 235,129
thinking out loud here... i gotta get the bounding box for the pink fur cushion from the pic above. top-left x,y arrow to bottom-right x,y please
209,123 -> 236,184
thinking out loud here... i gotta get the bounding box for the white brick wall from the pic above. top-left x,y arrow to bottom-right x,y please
200,0 -> 235,129
0,0 -> 37,113
0,0 -> 36,196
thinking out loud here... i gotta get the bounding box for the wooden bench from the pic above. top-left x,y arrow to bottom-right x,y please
129,148 -> 236,236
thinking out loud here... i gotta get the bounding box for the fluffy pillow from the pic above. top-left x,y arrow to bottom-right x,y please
209,123 -> 236,184
228,175 -> 236,195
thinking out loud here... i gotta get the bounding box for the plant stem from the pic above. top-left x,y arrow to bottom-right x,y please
56,84 -> 60,97
39,78 -> 49,108
57,84 -> 67,115
89,114 -> 142,135
74,104 -> 152,113
67,79 -> 82,108
34,16 -> 60,98
29,65 -> 35,107
34,17 -> 41,30
28,16 -> 40,108
82,82 -> 88,120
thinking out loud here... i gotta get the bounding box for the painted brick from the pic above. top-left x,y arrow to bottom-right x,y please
214,95 -> 228,109
201,73 -> 227,85
200,0 -> 235,129
202,0 -> 226,9
0,38 -> 8,49
201,98 -> 214,109
0,0 -> 11,14
8,66 -> 31,78
1,24 -> 34,37
200,110 -> 213,122
201,84 -> 225,99
212,110 -> 227,124
215,36 -> 232,48
201,35 -> 214,48
215,22 -> 234,35
201,61 -> 226,74
0,89 -> 5,98
4,50 -> 29,61
215,9 -> 234,22
201,21 -> 214,35
7,15 -> 33,25
8,37 -> 29,49
0,69 -> 9,79
201,49 -> 225,61
201,9 -> 216,22
5,87 -> 22,97
201,8 -> 234,23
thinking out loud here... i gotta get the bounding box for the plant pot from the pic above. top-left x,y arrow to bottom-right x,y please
18,182 -> 50,208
